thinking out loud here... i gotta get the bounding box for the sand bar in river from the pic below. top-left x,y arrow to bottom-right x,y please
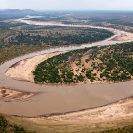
5,51 -> 67,82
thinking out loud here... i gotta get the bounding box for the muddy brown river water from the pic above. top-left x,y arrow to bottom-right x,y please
0,20 -> 133,117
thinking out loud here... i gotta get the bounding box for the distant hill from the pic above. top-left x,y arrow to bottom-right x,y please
0,9 -> 37,21
1,9 -> 36,14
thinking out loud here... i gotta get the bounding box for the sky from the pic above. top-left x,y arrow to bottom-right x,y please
0,0 -> 133,11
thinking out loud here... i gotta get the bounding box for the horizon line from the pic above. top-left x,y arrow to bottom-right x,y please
0,9 -> 133,12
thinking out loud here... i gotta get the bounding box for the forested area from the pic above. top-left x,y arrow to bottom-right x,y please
8,27 -> 113,46
0,24 -> 113,65
33,48 -> 91,83
90,42 -> 133,82
33,42 -> 133,84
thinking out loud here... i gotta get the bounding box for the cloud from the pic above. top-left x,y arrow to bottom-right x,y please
0,0 -> 133,10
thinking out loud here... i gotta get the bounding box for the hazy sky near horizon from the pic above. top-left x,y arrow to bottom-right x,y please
0,0 -> 133,10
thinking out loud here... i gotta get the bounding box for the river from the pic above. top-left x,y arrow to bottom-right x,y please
0,18 -> 133,117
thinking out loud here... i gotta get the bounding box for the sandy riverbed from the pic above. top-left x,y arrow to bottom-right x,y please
0,87 -> 35,101
111,31 -> 133,41
5,51 -> 67,82
30,21 -> 63,26
24,97 -> 133,126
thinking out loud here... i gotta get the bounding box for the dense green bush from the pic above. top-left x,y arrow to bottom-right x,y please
9,27 -> 113,46
33,42 -> 133,84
